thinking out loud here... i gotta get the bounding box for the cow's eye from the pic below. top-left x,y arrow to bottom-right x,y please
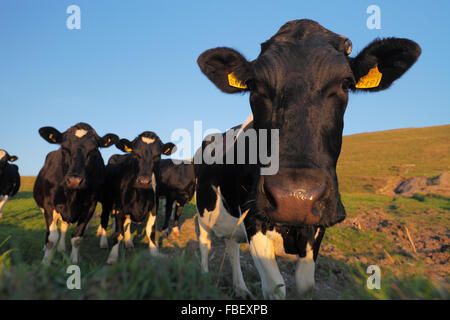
342,78 -> 355,91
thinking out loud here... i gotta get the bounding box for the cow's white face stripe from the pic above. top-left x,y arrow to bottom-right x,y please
75,129 -> 88,138
0,150 -> 6,160
141,136 -> 155,144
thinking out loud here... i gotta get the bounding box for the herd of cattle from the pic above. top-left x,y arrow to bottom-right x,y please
0,19 -> 420,299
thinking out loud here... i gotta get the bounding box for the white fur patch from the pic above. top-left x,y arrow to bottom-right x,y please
141,136 -> 155,144
74,129 -> 88,138
0,150 -> 6,160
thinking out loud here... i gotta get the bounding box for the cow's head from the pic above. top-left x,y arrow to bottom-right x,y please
116,132 -> 176,190
39,123 -> 118,190
198,19 -> 421,227
0,149 -> 18,176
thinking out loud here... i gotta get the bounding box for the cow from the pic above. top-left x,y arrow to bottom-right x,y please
0,150 -> 20,219
195,19 -> 421,299
157,159 -> 196,236
33,123 -> 118,264
96,131 -> 175,264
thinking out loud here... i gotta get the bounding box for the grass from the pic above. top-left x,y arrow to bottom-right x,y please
0,125 -> 449,299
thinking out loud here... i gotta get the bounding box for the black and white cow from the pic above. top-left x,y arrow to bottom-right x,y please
33,123 -> 118,263
97,132 -> 175,264
158,159 -> 196,236
195,19 -> 421,298
0,150 -> 20,219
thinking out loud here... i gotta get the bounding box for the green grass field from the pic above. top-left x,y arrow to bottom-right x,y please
0,125 -> 449,299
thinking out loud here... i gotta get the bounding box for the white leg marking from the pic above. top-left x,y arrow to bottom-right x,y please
249,231 -> 286,299
123,215 -> 134,249
295,243 -> 315,298
0,195 -> 9,219
224,238 -> 251,298
145,214 -> 158,256
42,210 -> 61,263
70,236 -> 83,263
197,218 -> 212,273
58,220 -> 69,252
99,227 -> 109,248
107,235 -> 123,265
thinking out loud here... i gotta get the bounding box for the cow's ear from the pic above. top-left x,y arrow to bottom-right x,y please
8,155 -> 18,162
39,127 -> 63,144
197,47 -> 252,94
161,143 -> 176,156
350,38 -> 421,92
116,139 -> 134,153
98,134 -> 119,148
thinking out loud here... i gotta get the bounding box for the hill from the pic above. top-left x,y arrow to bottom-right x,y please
337,124 -> 450,194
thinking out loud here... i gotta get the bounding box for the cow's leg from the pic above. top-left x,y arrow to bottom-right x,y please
224,238 -> 251,298
161,196 -> 174,235
248,231 -> 286,299
42,209 -> 60,264
295,227 -> 325,299
97,202 -> 112,248
197,219 -> 211,273
0,195 -> 9,219
123,215 -> 134,249
107,213 -> 125,264
172,203 -> 183,236
145,210 -> 158,256
57,220 -> 69,252
295,244 -> 315,299
69,202 -> 96,264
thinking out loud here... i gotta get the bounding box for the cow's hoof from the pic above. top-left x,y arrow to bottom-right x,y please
106,257 -> 117,265
100,236 -> 109,249
124,241 -> 134,249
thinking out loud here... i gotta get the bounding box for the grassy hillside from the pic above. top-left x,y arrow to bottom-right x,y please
0,125 -> 449,299
337,125 -> 450,193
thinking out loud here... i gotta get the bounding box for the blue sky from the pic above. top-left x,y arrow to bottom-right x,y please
0,0 -> 449,175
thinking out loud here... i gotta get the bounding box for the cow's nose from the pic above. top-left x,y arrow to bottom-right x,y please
262,168 -> 329,226
136,176 -> 152,186
65,176 -> 83,189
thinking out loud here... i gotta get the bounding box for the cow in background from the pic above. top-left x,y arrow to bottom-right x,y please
158,159 -> 196,236
0,149 -> 20,219
97,132 -> 175,264
34,123 -> 118,263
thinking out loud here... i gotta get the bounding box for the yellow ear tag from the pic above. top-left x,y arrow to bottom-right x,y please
49,133 -> 54,141
228,72 -> 247,89
124,146 -> 133,152
355,65 -> 382,89
163,148 -> 171,155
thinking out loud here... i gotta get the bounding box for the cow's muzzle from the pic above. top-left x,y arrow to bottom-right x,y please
261,168 -> 331,226
135,175 -> 153,189
64,175 -> 84,190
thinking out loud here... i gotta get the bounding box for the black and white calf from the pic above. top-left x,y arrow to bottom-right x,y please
158,159 -> 196,236
33,123 -> 118,263
97,132 -> 175,264
195,19 -> 421,298
0,150 -> 20,219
